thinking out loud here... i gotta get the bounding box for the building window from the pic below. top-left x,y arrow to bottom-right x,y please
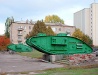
91,22 -> 92,24
18,31 -> 22,34
18,26 -> 20,28
91,5 -> 92,8
52,28 -> 56,31
91,37 -> 92,39
91,14 -> 92,16
91,29 -> 92,31
24,26 -> 26,29
91,26 -> 92,27
29,26 -> 31,29
18,41 -> 21,43
18,36 -> 21,39
91,33 -> 92,35
91,18 -> 92,20
21,26 -> 22,28
18,26 -> 23,28
18,26 -> 22,28
59,28 -> 61,31
66,28 -> 70,33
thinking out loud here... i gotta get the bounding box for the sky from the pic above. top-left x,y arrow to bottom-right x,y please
0,0 -> 98,35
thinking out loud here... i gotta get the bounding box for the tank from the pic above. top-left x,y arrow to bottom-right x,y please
7,43 -> 32,52
26,33 -> 93,55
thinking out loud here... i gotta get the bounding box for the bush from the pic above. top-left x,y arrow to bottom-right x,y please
0,36 -> 10,51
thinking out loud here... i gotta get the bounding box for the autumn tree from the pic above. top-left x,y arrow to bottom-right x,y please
72,28 -> 83,40
82,34 -> 92,46
26,20 -> 55,38
46,26 -> 55,36
31,20 -> 47,36
72,28 -> 92,46
0,36 -> 10,51
44,15 -> 64,24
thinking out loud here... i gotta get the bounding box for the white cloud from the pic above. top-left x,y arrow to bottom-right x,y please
0,23 -> 5,35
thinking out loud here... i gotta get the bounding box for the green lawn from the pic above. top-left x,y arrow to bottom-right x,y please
37,67 -> 98,75
18,50 -> 43,58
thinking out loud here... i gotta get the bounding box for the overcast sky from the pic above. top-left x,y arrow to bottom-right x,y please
0,0 -> 97,35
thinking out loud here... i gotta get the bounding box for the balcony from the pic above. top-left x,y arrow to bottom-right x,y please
18,28 -> 24,31
18,33 -> 22,36
18,39 -> 22,41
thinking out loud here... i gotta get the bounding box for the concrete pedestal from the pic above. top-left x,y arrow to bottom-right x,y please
43,54 -> 64,62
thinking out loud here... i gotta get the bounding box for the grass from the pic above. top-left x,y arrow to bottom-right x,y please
37,64 -> 98,75
3,67 -> 98,75
37,67 -> 98,75
18,50 -> 43,58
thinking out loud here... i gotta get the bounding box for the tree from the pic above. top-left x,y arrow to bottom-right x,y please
46,26 -> 55,36
82,35 -> 92,46
32,20 -> 47,36
0,36 -> 10,51
5,31 -> 10,38
26,20 -> 47,37
72,28 -> 83,40
44,15 -> 64,24
26,20 -> 55,38
5,17 -> 14,38
72,28 -> 92,46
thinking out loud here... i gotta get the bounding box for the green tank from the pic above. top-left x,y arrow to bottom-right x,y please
26,33 -> 93,55
7,43 -> 32,52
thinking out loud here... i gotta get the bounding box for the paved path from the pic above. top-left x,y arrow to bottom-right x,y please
0,52 -> 63,73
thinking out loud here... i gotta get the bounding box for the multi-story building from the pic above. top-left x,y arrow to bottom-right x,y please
9,21 -> 75,44
74,3 -> 98,46
9,21 -> 34,44
45,23 -> 75,35
74,8 -> 90,35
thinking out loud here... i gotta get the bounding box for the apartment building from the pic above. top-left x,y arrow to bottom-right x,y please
74,8 -> 90,35
74,3 -> 98,46
9,21 -> 34,44
45,23 -> 75,35
10,21 -> 75,44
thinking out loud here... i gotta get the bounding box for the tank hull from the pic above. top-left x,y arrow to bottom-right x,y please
7,43 -> 32,52
26,33 -> 93,55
